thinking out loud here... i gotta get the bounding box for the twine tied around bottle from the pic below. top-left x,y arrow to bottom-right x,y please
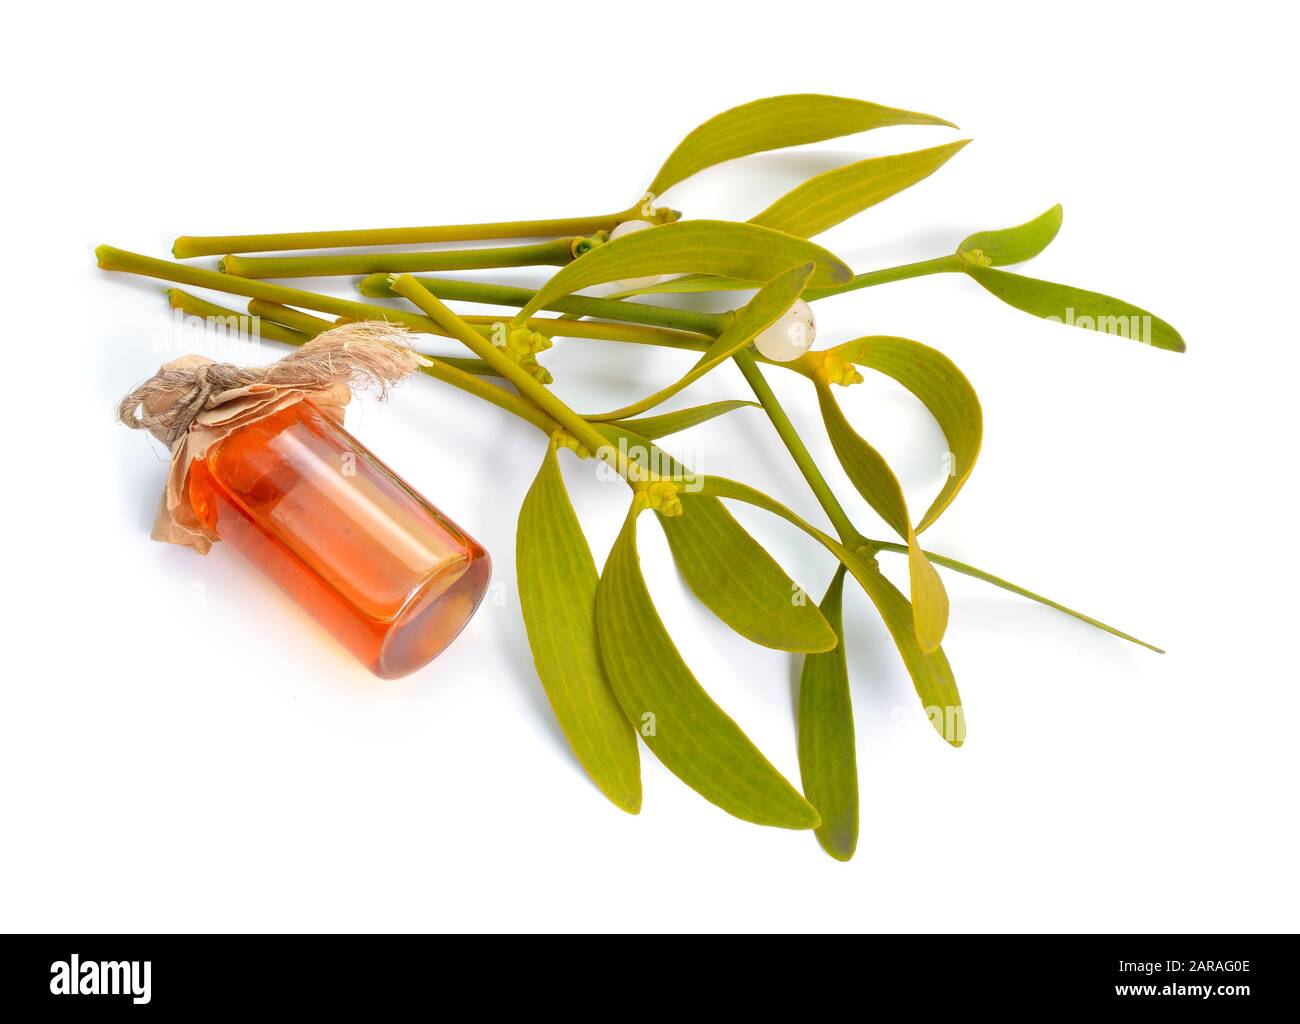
117,322 -> 428,553
119,321 -> 427,446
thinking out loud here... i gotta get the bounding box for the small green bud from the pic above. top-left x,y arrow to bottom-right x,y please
571,232 -> 609,258
508,328 -> 551,357
519,354 -> 552,384
957,247 -> 993,268
645,481 -> 683,517
820,352 -> 864,387
851,541 -> 880,571
550,429 -> 591,459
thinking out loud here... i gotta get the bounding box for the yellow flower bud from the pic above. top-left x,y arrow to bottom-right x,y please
821,353 -> 864,387
645,481 -> 683,517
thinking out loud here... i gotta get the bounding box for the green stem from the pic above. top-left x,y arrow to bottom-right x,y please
172,205 -> 680,259
246,300 -> 335,335
359,274 -> 726,335
222,238 -> 578,280
804,254 -> 962,301
100,245 -> 455,330
414,358 -> 558,435
389,275 -> 615,462
733,350 -> 862,546
166,290 -> 307,347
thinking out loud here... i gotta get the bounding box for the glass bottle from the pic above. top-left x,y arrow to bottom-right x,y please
187,399 -> 490,679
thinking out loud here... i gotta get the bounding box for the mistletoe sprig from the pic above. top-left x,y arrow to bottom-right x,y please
99,94 -> 1182,860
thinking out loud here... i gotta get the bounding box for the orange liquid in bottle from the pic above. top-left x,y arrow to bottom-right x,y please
187,400 -> 490,678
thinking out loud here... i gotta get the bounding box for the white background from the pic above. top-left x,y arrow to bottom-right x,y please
2,1 -> 1296,933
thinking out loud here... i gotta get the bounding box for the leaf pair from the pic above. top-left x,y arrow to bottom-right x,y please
594,424 -> 835,656
647,93 -> 957,199
810,335 -> 984,651
955,205 -> 1186,352
596,502 -> 821,829
824,336 -> 983,533
518,431 -> 834,826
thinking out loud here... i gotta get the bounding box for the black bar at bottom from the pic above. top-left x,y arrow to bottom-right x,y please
0,933 -> 1284,1014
